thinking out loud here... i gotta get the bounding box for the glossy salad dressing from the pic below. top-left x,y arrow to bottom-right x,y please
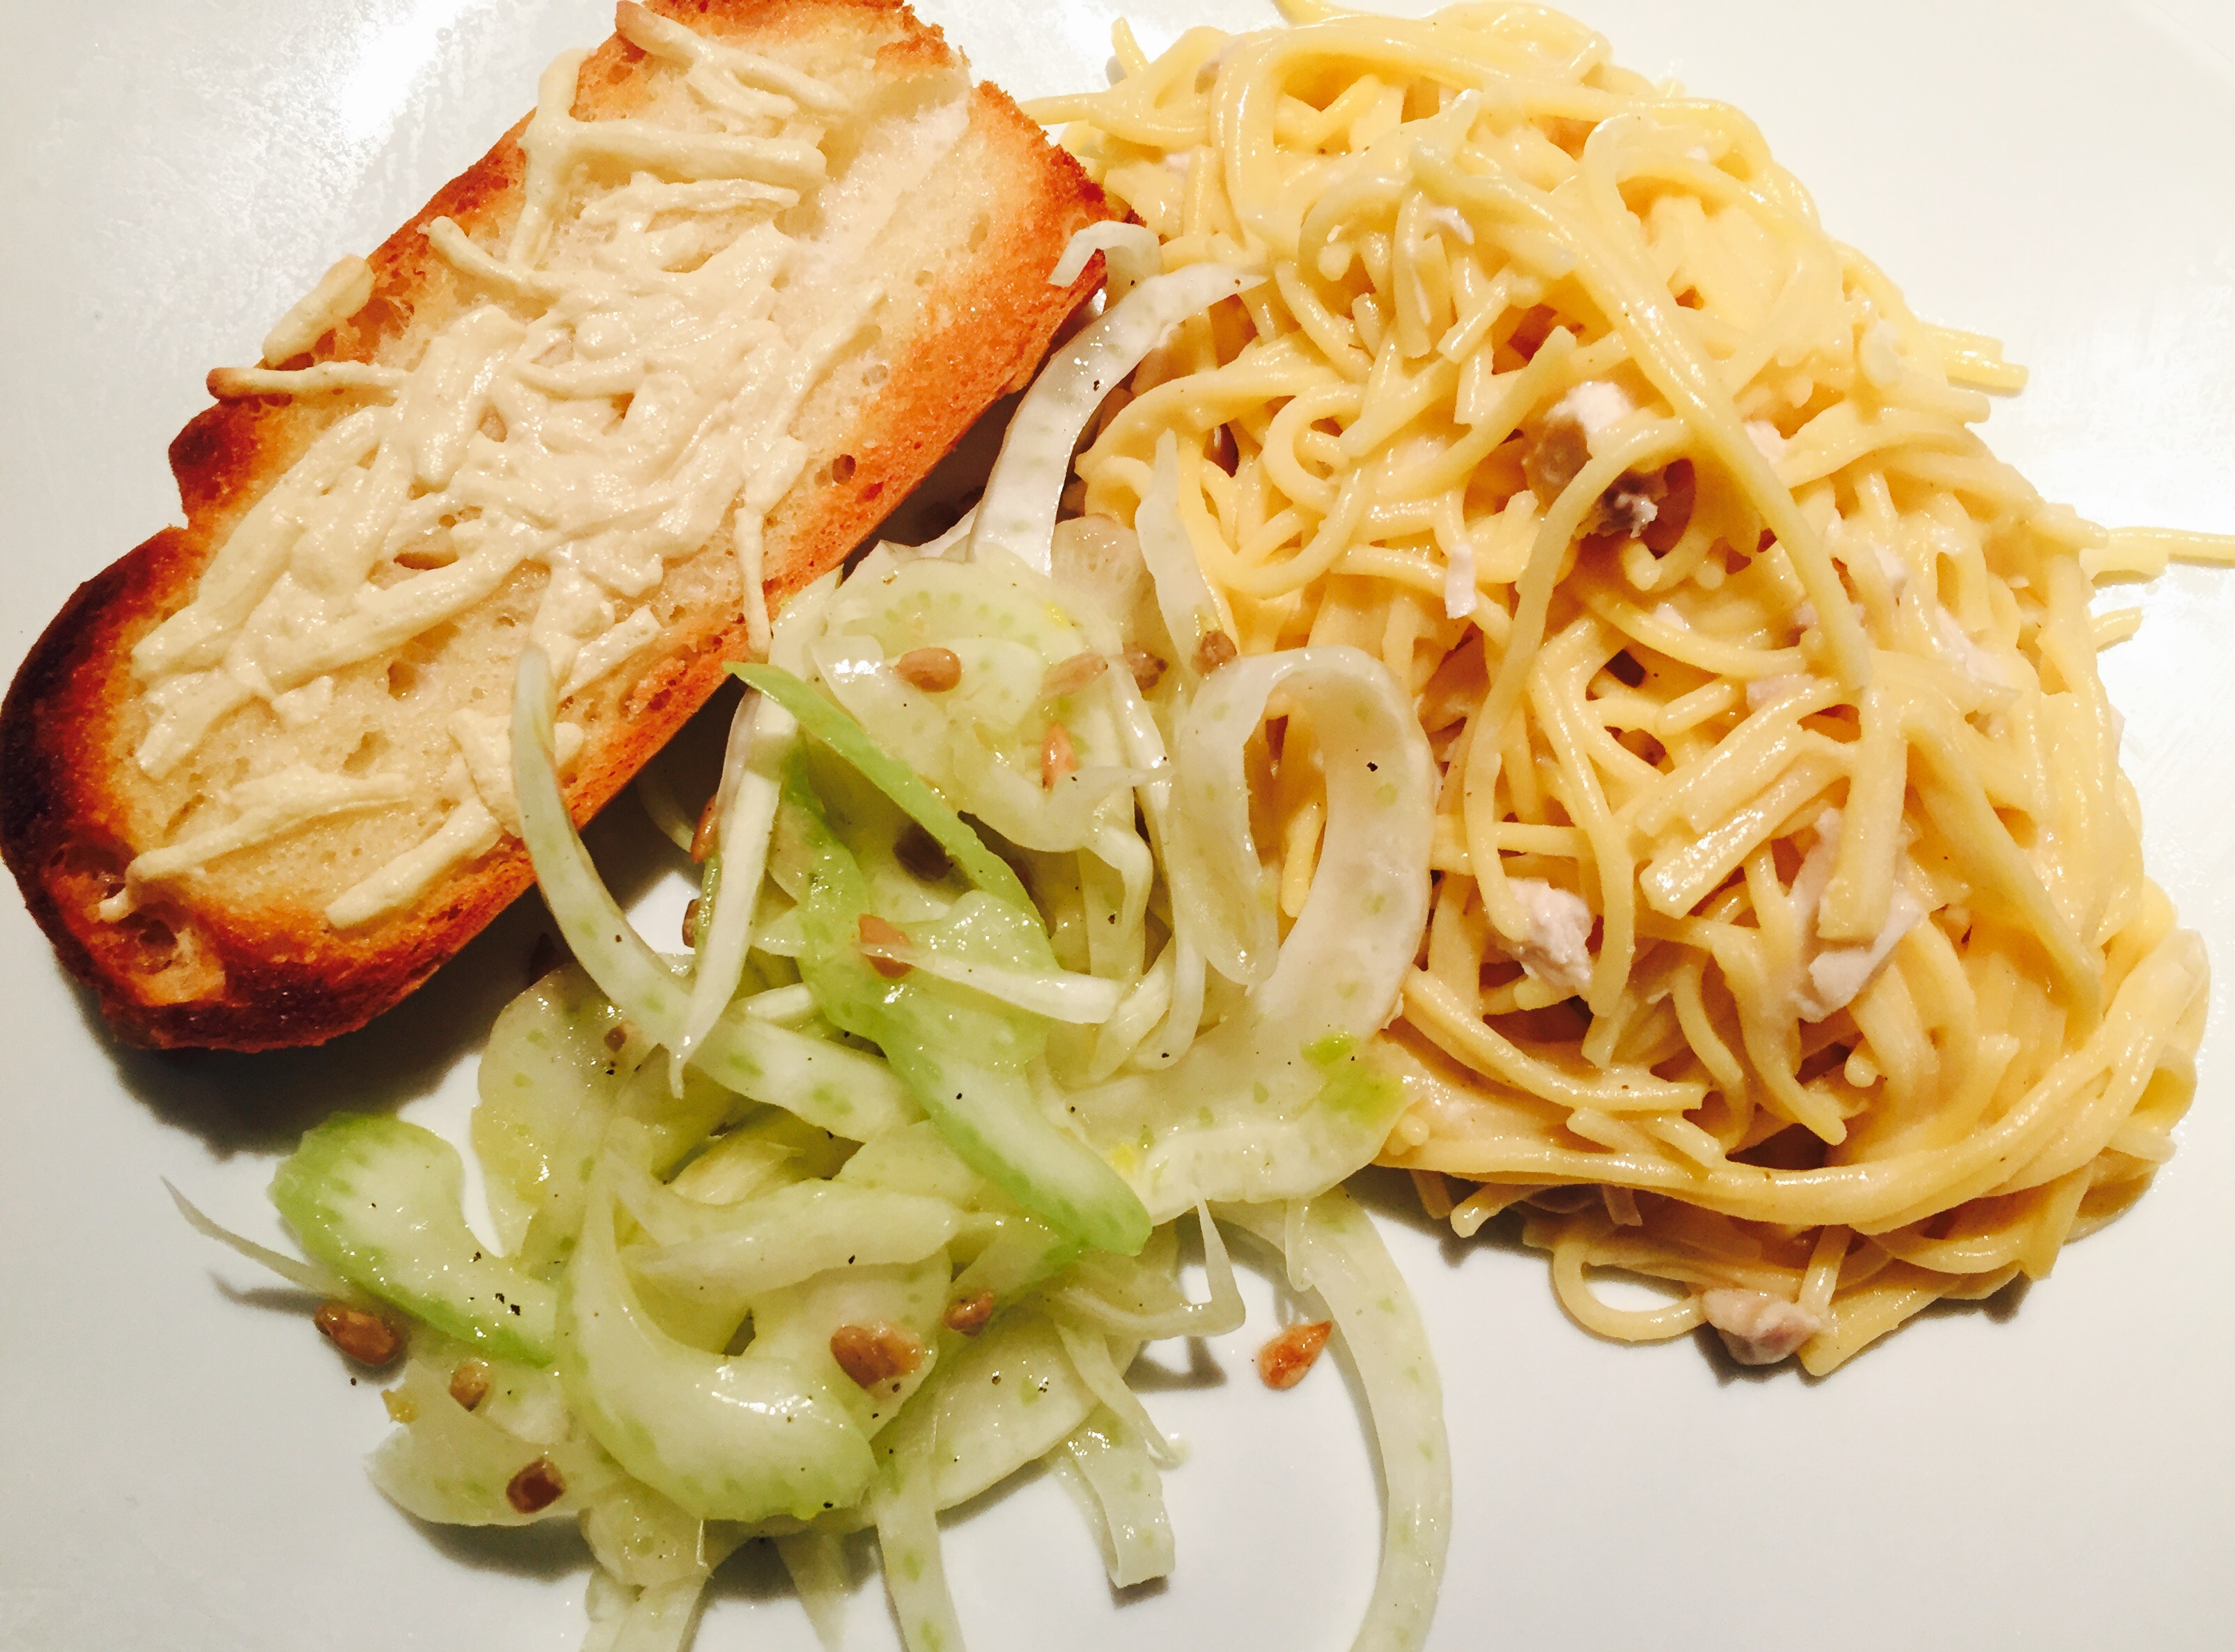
108,6 -> 967,928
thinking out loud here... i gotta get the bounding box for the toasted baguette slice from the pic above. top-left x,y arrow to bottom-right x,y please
1,0 -> 1109,1050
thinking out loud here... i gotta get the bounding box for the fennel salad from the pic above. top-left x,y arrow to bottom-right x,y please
178,228 -> 1452,1652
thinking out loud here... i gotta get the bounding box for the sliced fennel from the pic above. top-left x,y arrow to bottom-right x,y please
474,963 -> 641,1266
873,1418 -> 969,1652
1049,220 -> 1164,298
855,926 -> 1127,1024
559,1169 -> 877,1522
164,1180 -> 352,1300
1053,1406 -> 1175,1589
512,646 -> 919,1142
806,550 -> 1138,859
673,687 -> 794,1080
878,1307 -> 1139,1515
1045,1203 -> 1244,1339
583,1568 -> 717,1652
774,1532 -> 851,1651
1138,430 -> 1238,680
632,757 -> 701,855
1223,1193 -> 1452,1652
748,1252 -> 950,1437
739,981 -> 820,1025
370,1351 -> 606,1526
579,1470 -> 710,1591
1076,646 -> 1436,1217
1054,1316 -> 1178,1468
628,1182 -> 962,1325
970,260 -> 1260,575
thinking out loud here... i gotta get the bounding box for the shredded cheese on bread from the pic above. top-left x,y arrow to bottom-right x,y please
0,0 -> 1113,1048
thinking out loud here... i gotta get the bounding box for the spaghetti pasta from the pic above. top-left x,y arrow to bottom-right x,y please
1031,0 -> 2217,1373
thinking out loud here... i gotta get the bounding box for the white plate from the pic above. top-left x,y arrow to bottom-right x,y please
4,3 -> 2233,1649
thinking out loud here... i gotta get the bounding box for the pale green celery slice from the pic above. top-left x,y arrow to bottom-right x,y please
783,761 -> 1151,1256
270,1114 -> 556,1365
1052,1405 -> 1175,1589
1220,1192 -> 1452,1652
511,648 -> 917,1143
732,661 -> 1032,912
627,1183 -> 961,1328
474,964 -> 641,1265
559,1176 -> 874,1522
690,1013 -> 916,1143
950,1214 -> 1084,1300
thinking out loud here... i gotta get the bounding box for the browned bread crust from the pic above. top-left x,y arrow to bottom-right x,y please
1,0 -> 1109,1050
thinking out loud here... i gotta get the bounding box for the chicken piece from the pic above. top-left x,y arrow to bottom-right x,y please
1826,516 -> 1910,599
1596,472 -> 1664,538
1701,1288 -> 1824,1366
1524,380 -> 1635,501
1798,889 -> 1925,1020
1743,418 -> 1789,462
1784,809 -> 1926,1023
1932,606 -> 2015,694
1503,877 -> 1594,998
